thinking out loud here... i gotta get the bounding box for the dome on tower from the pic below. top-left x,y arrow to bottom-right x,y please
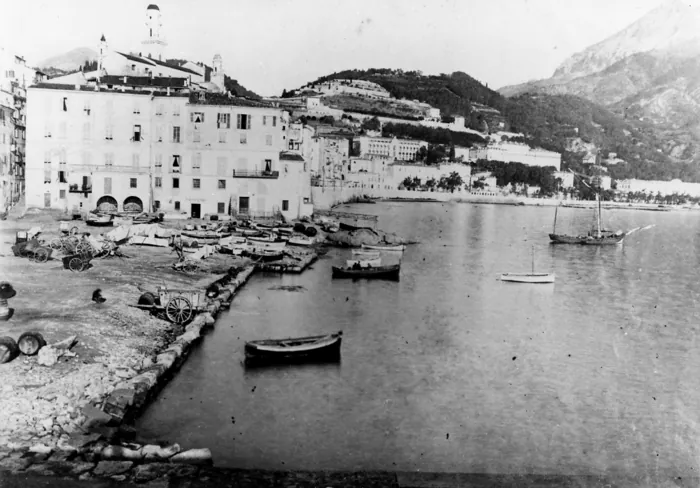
147,4 -> 160,10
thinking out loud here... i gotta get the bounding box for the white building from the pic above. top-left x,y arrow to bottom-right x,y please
26,82 -> 313,220
472,142 -> 561,171
553,171 -> 574,189
615,178 -> 700,197
353,136 -> 427,161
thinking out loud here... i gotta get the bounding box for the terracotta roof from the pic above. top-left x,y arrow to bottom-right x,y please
279,151 -> 305,161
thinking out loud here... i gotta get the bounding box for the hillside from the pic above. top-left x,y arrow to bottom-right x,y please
288,69 -> 685,180
39,47 -> 97,72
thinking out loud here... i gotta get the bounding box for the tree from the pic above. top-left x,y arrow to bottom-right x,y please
425,178 -> 437,191
416,146 -> 428,162
445,172 -> 463,193
361,116 -> 381,132
472,179 -> 486,190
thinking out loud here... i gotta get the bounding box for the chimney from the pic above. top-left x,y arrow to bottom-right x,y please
167,87 -> 170,96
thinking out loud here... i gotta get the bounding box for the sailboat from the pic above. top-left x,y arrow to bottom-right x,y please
550,186 -> 625,245
501,246 -> 555,283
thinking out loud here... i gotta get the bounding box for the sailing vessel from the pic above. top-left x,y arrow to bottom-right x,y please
550,193 -> 624,245
501,246 -> 555,283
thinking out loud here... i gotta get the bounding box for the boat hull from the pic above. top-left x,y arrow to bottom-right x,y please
86,220 -> 114,227
245,333 -> 342,364
361,244 -> 406,252
583,236 -> 624,245
332,264 -> 400,280
246,239 -> 287,251
501,273 -> 555,283
549,233 -> 586,244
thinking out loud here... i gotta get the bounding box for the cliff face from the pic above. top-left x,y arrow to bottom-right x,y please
498,0 -> 700,162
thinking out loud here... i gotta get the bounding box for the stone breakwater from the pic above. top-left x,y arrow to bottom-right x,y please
0,258 -> 255,484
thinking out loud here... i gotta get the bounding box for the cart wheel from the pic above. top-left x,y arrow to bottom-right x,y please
138,292 -> 159,306
49,238 -> 63,251
69,257 -> 84,272
165,296 -> 193,325
34,248 -> 49,263
69,226 -> 79,236
76,241 -> 90,255
0,336 -> 19,364
182,262 -> 198,273
17,332 -> 46,356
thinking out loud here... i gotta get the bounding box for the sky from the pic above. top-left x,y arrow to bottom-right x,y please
3,0 -> 673,96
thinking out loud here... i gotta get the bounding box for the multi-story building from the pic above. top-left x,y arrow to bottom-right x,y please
352,136 -> 427,161
26,81 -> 313,220
471,142 -> 561,171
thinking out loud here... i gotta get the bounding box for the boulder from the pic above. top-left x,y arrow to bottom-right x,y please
100,445 -> 143,461
81,404 -> 115,430
37,346 -> 61,367
156,351 -> 177,369
28,443 -> 52,454
142,443 -> 181,461
131,462 -> 172,483
92,460 -> 133,477
203,313 -> 215,326
169,448 -> 213,466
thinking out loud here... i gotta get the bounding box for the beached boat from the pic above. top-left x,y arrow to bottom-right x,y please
332,264 -> 401,280
181,230 -> 231,240
245,331 -> 342,364
288,236 -> 315,247
86,213 -> 114,227
244,248 -> 285,262
246,238 -> 287,251
274,228 -> 294,236
235,227 -> 263,236
351,249 -> 380,258
346,258 -> 381,268
361,244 -> 406,252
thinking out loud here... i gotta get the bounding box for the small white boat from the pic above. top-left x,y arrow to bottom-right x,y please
351,249 -> 380,258
346,258 -> 381,268
288,236 -> 315,246
362,244 -> 406,252
501,246 -> 555,284
500,273 -> 555,284
235,227 -> 262,236
248,240 -> 287,251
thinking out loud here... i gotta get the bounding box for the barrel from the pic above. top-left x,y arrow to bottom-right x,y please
0,336 -> 18,364
18,332 -> 46,356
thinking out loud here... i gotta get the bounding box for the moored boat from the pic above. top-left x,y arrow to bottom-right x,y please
245,331 -> 343,364
244,248 -> 285,262
500,273 -> 555,284
246,238 -> 287,251
182,230 -> 231,240
345,258 -> 381,268
86,213 -> 114,227
288,236 -> 315,246
332,264 -> 400,280
361,243 -> 406,252
235,227 -> 263,236
351,249 -> 380,258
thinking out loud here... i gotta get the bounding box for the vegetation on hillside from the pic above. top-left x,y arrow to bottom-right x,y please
381,122 -> 486,147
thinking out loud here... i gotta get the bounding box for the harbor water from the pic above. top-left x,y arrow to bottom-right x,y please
135,202 -> 700,478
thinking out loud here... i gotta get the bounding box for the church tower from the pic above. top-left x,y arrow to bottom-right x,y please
211,54 -> 225,93
98,34 -> 108,74
141,4 -> 167,61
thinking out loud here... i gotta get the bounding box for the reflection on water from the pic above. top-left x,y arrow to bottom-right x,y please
136,203 -> 700,478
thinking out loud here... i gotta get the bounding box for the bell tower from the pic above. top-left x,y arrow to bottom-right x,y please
141,4 -> 167,61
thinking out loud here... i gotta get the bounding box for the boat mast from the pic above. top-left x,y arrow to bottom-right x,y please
596,192 -> 602,238
553,205 -> 558,234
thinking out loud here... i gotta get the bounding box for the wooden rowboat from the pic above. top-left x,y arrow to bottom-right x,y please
332,264 -> 400,280
288,236 -> 315,246
181,230 -> 231,240
361,244 -> 406,252
246,239 -> 287,251
500,273 -> 555,284
346,258 -> 381,268
245,331 -> 342,364
351,249 -> 380,257
86,214 -> 114,227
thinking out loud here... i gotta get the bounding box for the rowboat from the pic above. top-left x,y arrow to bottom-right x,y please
332,264 -> 400,280
500,273 -> 555,284
181,230 -> 231,240
351,249 -> 380,258
274,228 -> 294,236
245,331 -> 342,364
86,213 -> 114,227
345,258 -> 381,268
244,249 -> 284,262
246,239 -> 287,251
361,244 -> 406,252
288,236 -> 315,246
235,227 -> 263,236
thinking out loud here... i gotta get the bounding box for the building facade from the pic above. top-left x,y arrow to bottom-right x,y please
353,136 -> 427,161
472,142 -> 561,171
26,84 -> 312,220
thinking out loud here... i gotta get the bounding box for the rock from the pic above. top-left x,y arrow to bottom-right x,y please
132,462 -> 172,483
170,448 -> 213,466
28,443 -> 52,454
142,443 -> 181,461
178,330 -> 199,344
156,351 -> 177,369
101,445 -> 143,461
165,342 -> 186,357
37,346 -> 61,367
87,425 -> 119,442
203,313 -> 215,326
111,474 -> 127,482
115,368 -> 136,379
142,357 -> 154,369
78,472 -> 92,481
48,450 -> 76,463
39,418 -> 54,431
25,463 -> 56,476
81,404 -> 115,430
92,460 -> 133,477
168,463 -> 199,477
51,335 -> 78,350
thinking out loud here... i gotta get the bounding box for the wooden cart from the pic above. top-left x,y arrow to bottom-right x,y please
132,286 -> 207,325
12,237 -> 53,263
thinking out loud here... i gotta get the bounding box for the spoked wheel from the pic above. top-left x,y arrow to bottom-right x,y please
69,227 -> 79,236
34,248 -> 50,263
49,238 -> 64,251
165,296 -> 193,325
75,241 -> 91,255
182,262 -> 198,273
69,257 -> 85,272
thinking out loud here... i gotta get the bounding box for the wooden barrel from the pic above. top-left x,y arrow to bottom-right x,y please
17,332 -> 46,356
0,336 -> 18,364
304,226 -> 318,237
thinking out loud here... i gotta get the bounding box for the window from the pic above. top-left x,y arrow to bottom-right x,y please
132,154 -> 140,168
236,114 -> 251,130
240,133 -> 247,144
154,200 -> 160,209
190,112 -> 205,123
193,130 -> 200,143
105,124 -> 113,140
173,177 -> 180,189
133,125 -> 141,142
219,131 -> 227,143
264,159 -> 272,173
263,116 -> 267,126
173,105 -> 180,117
272,116 -> 277,127
133,103 -> 140,114
59,190 -> 66,199
282,200 -> 289,211
155,154 -> 163,170
44,160 -> 51,183
172,126 -> 180,143
218,179 -> 226,189
155,176 -> 162,188
130,178 -> 137,188
62,97 -> 67,112
193,178 -> 201,189
217,202 -> 225,214
303,162 -> 307,172
59,171 -> 67,183
265,134 -> 272,146
217,113 -> 230,129
172,155 -> 180,173
105,153 -> 114,167
83,101 -> 91,115
192,153 -> 201,173
156,125 -> 163,142
82,152 -> 92,166
131,64 -> 136,72
174,201 -> 180,210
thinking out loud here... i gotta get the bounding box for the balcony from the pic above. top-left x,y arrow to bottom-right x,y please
69,184 -> 92,193
231,170 -> 279,179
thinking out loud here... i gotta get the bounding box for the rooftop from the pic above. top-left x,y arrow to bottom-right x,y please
188,92 -> 274,108
147,4 -> 159,10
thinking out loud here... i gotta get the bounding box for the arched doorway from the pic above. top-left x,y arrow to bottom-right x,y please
96,195 -> 118,213
123,196 -> 143,213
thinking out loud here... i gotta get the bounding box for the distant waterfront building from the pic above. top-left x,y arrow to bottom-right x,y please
353,136 -> 427,161
26,83 -> 312,220
615,178 -> 700,197
553,171 -> 574,188
472,142 -> 561,171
